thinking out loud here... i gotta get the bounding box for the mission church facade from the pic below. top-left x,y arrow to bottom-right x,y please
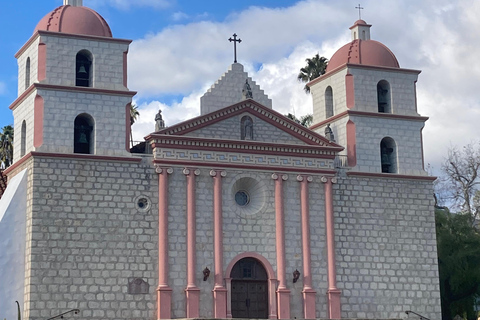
0,1 -> 441,320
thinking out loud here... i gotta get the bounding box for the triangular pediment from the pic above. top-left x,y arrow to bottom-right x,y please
150,100 -> 341,149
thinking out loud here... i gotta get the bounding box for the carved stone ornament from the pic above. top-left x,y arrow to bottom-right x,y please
210,170 -> 217,177
331,177 -> 338,184
296,175 -> 304,182
166,168 -> 174,174
210,170 -> 227,177
194,169 -> 201,176
128,278 -> 149,294
271,173 -> 279,180
221,171 -> 227,177
282,174 -> 288,181
320,176 -> 328,183
183,168 -> 190,175
155,165 -> 163,174
306,176 -> 313,183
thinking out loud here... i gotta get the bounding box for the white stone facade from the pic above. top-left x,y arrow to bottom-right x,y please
201,63 -> 272,115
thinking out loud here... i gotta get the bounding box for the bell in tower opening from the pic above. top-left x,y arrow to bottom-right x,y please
74,114 -> 94,154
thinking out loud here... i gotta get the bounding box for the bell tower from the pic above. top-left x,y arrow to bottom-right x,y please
10,2 -> 135,162
309,20 -> 428,176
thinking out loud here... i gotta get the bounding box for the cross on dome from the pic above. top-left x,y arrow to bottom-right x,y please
64,0 -> 83,6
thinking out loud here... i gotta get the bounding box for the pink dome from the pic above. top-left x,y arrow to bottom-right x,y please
326,39 -> 399,72
34,5 -> 112,37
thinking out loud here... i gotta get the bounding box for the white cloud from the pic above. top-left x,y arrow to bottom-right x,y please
87,0 -> 172,10
127,0 -> 480,173
172,11 -> 189,21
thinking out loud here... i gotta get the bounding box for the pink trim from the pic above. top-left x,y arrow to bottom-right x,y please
151,140 -> 339,159
414,80 -> 418,113
345,73 -> 355,109
310,111 -> 349,131
347,171 -> 437,181
157,168 -> 172,319
123,51 -> 128,88
212,171 -> 227,318
16,31 -> 131,58
38,43 -> 47,82
185,169 -> 200,318
308,63 -> 421,87
34,95 -> 44,148
274,176 -> 291,319
152,159 -> 338,175
225,252 -> 278,319
9,84 -> 136,111
324,178 -> 341,319
346,120 -> 356,167
3,153 -> 33,175
125,103 -> 131,152
155,100 -> 337,147
299,177 -> 316,318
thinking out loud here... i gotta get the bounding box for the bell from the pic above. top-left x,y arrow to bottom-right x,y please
77,132 -> 88,144
78,63 -> 87,75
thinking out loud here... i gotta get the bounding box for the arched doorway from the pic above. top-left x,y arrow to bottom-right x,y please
230,257 -> 268,319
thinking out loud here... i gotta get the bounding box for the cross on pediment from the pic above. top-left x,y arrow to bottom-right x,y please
229,33 -> 242,63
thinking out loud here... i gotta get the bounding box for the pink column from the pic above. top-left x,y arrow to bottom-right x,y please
156,166 -> 173,320
298,175 -> 316,319
272,173 -> 291,319
211,170 -> 228,318
184,168 -> 201,318
322,176 -> 341,319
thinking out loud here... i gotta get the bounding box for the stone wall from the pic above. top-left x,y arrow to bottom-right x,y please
334,173 -> 441,319
13,93 -> 36,162
201,63 -> 272,115
41,34 -> 129,91
17,37 -> 40,95
26,155 -> 158,320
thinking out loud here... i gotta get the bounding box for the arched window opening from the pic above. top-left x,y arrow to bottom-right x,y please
241,116 -> 254,140
21,121 -> 26,157
380,137 -> 397,173
325,86 -> 334,118
230,258 -> 268,319
74,114 -> 94,154
377,80 -> 391,113
76,50 -> 93,87
25,58 -> 31,90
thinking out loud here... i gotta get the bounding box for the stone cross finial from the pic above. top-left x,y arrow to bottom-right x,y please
64,0 -> 83,6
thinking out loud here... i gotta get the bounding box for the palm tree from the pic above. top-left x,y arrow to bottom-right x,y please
130,104 -> 140,148
286,113 -> 313,127
0,125 -> 14,168
297,54 -> 328,93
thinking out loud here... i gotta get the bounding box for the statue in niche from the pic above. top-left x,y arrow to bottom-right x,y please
325,124 -> 335,142
241,116 -> 254,140
242,79 -> 253,100
155,109 -> 165,132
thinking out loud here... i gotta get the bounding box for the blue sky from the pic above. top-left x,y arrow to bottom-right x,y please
1,0 -> 479,178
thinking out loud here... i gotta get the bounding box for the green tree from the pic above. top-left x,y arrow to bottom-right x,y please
129,104 -> 140,148
297,54 -> 328,93
436,207 -> 480,320
0,125 -> 14,168
286,113 -> 313,127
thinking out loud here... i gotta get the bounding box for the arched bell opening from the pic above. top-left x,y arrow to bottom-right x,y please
380,137 -> 397,173
377,80 -> 391,113
74,114 -> 95,154
76,50 -> 93,87
25,58 -> 31,90
325,86 -> 334,118
20,120 -> 26,157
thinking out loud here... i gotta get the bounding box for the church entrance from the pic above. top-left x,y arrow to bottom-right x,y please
230,257 -> 268,319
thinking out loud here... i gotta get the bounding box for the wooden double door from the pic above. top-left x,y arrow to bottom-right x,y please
230,258 -> 269,319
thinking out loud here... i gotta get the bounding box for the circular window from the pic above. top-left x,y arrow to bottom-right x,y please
235,190 -> 250,206
135,195 -> 152,212
230,176 -> 266,216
